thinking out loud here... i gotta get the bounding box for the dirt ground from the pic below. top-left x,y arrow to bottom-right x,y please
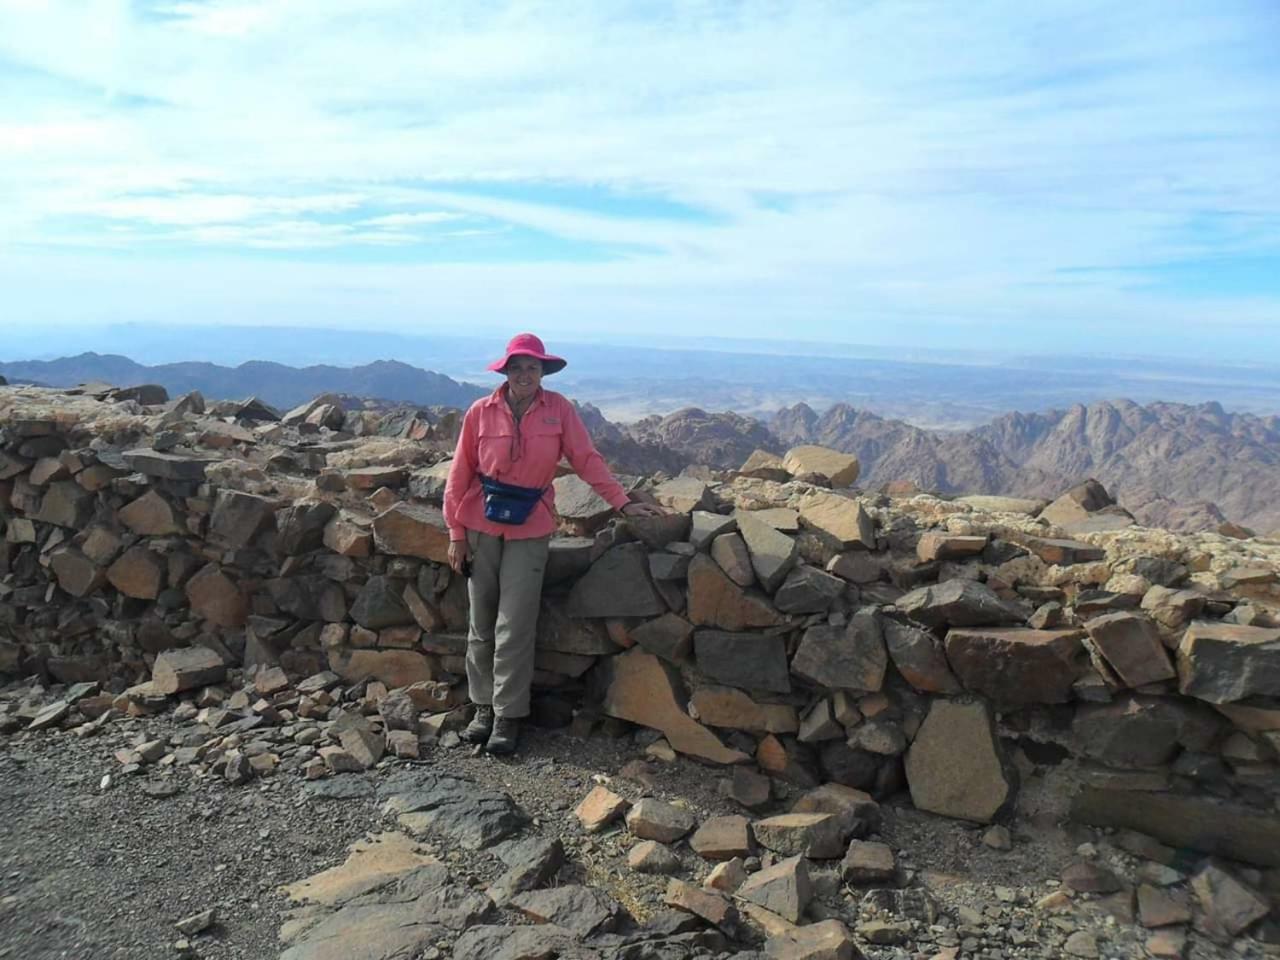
0,706 -> 1271,960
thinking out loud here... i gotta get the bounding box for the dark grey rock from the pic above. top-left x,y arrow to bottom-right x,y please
694,630 -> 791,693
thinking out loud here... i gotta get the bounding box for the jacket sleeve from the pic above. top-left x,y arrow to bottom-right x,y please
443,403 -> 481,541
559,399 -> 631,510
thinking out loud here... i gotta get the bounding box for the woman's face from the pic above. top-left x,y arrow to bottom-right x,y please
504,355 -> 543,402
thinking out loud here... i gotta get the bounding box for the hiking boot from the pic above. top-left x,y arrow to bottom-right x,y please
486,717 -> 521,756
461,705 -> 494,744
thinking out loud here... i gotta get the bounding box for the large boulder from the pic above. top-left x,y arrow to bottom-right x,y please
905,699 -> 1014,824
782,445 -> 860,487
1176,622 -> 1280,704
1073,695 -> 1221,766
944,627 -> 1085,704
152,647 -> 226,694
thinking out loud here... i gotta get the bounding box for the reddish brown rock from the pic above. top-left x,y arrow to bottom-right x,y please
783,446 -> 860,487
1084,612 -> 1175,688
663,880 -> 741,935
737,855 -> 811,924
106,545 -> 164,600
323,511 -> 373,557
630,613 -> 695,664
710,533 -> 755,586
763,918 -> 856,960
691,686 -> 797,734
916,532 -> 988,563
687,554 -> 783,631
119,489 -> 183,536
209,489 -> 276,548
575,786 -> 629,832
50,548 -> 104,598
185,564 -> 248,627
944,628 -> 1086,704
689,815 -> 753,861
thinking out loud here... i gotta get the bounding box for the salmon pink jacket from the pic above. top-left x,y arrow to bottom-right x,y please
443,385 -> 630,541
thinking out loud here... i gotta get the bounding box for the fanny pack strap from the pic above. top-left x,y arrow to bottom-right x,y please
478,473 -> 546,501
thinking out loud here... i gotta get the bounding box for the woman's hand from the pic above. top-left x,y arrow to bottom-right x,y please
621,501 -> 669,519
447,540 -> 471,575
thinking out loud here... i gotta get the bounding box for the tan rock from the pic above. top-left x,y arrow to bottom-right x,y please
627,840 -> 681,875
575,785 -> 629,832
328,648 -> 438,687
705,857 -> 748,893
280,831 -> 437,906
600,648 -> 749,765
689,815 -> 753,860
691,686 -> 798,734
1190,862 -> 1269,937
663,880 -> 740,933
1083,612 -> 1175,688
797,492 -> 875,550
905,699 -> 1013,824
782,445 -> 860,487
372,502 -> 450,562
152,647 -> 226,695
323,512 -> 373,557
763,918 -> 856,959
917,532 -> 988,563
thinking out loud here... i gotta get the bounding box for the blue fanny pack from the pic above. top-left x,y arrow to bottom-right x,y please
478,474 -> 547,525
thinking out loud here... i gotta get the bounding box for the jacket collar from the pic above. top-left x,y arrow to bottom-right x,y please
483,383 -> 546,411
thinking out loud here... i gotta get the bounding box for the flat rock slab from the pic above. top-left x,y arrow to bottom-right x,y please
1084,612 -> 1175,688
568,542 -> 667,618
600,648 -> 749,765
764,918 -> 857,959
281,832 -> 439,907
379,771 -> 528,850
511,884 -> 624,937
451,924 -> 586,960
303,776 -> 376,802
694,630 -> 791,694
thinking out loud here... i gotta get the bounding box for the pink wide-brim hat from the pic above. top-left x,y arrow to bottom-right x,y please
487,332 -> 567,375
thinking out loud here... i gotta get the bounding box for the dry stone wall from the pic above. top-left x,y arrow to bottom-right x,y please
3,385 -> 1280,872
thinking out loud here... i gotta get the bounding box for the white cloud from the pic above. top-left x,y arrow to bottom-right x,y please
0,0 -> 1277,350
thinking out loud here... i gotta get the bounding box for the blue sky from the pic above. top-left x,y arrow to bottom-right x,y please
2,1 -> 1279,358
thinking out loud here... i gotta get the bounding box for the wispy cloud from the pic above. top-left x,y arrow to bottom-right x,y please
1,0 -> 1278,354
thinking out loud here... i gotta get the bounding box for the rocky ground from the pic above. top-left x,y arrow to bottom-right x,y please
2,688 -> 1273,960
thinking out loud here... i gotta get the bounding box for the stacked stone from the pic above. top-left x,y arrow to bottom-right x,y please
3,385 -> 1280,904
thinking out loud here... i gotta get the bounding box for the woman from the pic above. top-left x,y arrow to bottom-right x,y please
443,333 -> 666,755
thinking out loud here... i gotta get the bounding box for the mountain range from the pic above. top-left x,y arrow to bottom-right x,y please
2,352 -> 1276,534
0,353 -> 487,412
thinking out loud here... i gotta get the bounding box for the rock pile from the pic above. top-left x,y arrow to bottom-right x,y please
3,382 -> 1280,955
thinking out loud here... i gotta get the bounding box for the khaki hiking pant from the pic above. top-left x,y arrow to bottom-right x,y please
465,530 -> 550,718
